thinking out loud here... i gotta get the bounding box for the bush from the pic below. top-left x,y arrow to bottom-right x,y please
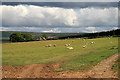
23,33 -> 35,41
10,32 -> 25,42
10,32 -> 36,42
42,34 -> 48,39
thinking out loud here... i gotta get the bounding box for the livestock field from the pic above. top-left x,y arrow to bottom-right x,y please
2,37 -> 119,78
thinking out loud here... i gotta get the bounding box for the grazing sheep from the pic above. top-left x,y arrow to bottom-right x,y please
91,41 -> 95,44
48,44 -> 52,47
82,45 -> 86,48
54,44 -> 56,47
67,47 -> 73,50
65,44 -> 68,46
45,45 -> 48,47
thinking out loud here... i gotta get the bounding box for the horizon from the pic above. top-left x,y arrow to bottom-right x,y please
1,28 -> 119,34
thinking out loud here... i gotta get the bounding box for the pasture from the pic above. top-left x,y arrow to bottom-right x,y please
2,37 -> 118,72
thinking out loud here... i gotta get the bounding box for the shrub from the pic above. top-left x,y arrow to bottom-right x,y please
23,33 -> 34,41
10,32 -> 36,42
42,34 -> 48,39
10,32 -> 25,42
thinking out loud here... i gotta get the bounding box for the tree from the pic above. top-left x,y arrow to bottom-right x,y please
10,32 -> 25,42
10,32 -> 36,42
23,33 -> 34,41
42,34 -> 48,39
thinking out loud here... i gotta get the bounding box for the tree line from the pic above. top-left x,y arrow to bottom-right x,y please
57,29 -> 120,39
9,29 -> 120,42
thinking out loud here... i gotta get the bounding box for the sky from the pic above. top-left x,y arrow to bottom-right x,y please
0,2 -> 119,33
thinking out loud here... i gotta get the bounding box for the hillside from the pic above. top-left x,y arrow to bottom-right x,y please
1,31 -> 83,43
1,31 -> 83,38
1,29 -> 119,43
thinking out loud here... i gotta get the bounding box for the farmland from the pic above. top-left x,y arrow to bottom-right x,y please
2,37 -> 118,72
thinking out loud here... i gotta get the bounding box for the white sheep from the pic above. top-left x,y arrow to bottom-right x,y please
65,44 -> 68,46
48,44 -> 52,47
82,45 -> 86,48
91,41 -> 95,44
67,47 -> 73,50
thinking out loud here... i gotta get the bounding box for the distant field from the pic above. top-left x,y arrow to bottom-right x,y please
2,37 -> 118,72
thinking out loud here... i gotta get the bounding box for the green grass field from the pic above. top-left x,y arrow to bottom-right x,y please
2,37 -> 118,72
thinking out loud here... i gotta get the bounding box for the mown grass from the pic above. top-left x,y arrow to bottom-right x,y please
2,37 -> 118,72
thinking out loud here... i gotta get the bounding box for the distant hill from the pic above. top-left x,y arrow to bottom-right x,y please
1,29 -> 119,43
82,29 -> 120,38
1,31 -> 83,39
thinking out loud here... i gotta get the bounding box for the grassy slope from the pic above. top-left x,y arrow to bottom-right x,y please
2,37 -> 118,71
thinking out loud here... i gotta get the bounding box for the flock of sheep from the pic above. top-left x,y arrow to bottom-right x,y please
45,38 -> 96,50
45,44 -> 56,47
44,37 -> 112,50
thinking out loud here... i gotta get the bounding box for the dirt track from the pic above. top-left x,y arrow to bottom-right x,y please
2,53 -> 118,78
87,53 -> 118,78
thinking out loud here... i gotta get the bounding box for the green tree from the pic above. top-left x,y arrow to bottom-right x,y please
10,32 -> 25,42
42,34 -> 48,39
23,33 -> 34,41
10,32 -> 36,42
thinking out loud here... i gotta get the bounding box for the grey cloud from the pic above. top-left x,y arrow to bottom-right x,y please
2,2 -> 118,9
1,5 -> 118,28
1,0 -> 120,2
1,26 -> 118,33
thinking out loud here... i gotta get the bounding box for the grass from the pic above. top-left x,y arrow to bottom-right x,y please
59,47 -> 117,72
2,37 -> 118,72
111,59 -> 119,73
111,37 -> 120,74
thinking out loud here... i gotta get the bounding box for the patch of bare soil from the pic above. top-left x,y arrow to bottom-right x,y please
2,54 -> 118,78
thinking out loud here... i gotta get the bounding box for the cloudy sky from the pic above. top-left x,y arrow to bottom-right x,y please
0,2 -> 119,33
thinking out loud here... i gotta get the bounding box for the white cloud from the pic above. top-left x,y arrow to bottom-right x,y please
1,5 -> 77,27
86,27 -> 96,33
113,27 -> 119,30
0,27 -> 2,31
1,26 -> 62,33
42,28 -> 61,33
2,26 -> 118,33
75,7 -> 118,27
1,5 -> 118,28
86,27 -> 95,30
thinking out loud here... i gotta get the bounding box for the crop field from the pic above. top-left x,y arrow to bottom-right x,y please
2,37 -> 118,72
